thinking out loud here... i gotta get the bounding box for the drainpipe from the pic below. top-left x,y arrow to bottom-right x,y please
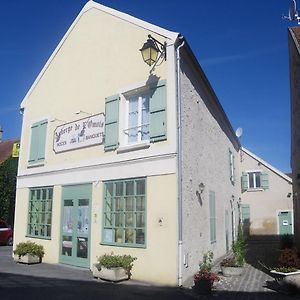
176,35 -> 185,287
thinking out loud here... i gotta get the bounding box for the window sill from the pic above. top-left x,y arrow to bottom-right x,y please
26,235 -> 51,240
117,142 -> 150,154
100,242 -> 146,249
27,162 -> 45,169
246,188 -> 264,192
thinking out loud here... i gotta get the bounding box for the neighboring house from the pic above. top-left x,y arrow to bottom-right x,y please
240,147 -> 293,237
14,1 -> 241,286
288,26 -> 300,250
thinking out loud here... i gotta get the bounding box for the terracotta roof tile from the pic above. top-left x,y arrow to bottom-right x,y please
0,139 -> 19,164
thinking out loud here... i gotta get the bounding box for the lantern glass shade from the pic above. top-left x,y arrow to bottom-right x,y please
140,39 -> 159,66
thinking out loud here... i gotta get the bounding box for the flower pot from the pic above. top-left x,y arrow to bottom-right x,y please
91,264 -> 129,282
194,279 -> 212,294
221,266 -> 244,277
14,254 -> 41,264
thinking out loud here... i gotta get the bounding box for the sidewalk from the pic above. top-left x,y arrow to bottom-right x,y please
0,245 -> 297,299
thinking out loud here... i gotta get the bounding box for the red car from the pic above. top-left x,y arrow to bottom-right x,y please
0,219 -> 13,246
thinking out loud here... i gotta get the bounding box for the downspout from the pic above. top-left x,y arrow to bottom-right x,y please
176,35 -> 185,287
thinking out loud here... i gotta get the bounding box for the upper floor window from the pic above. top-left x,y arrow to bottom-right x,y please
126,91 -> 150,144
28,119 -> 48,165
104,80 -> 166,151
241,171 -> 269,192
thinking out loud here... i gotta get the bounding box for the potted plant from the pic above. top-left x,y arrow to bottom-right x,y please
193,251 -> 219,294
221,232 -> 246,276
13,241 -> 45,264
92,253 -> 137,282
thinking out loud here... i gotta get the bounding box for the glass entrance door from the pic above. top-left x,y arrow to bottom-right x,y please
60,184 -> 92,268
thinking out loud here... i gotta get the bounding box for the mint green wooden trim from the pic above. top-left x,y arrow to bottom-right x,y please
278,211 -> 292,235
241,172 -> 248,192
101,178 -> 146,248
27,186 -> 53,239
150,80 -> 167,142
28,120 -> 48,164
209,191 -> 216,243
261,172 -> 269,190
104,94 -> 119,151
241,204 -> 250,223
59,184 -> 92,268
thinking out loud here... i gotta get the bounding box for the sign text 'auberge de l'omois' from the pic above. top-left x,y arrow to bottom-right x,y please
53,114 -> 105,153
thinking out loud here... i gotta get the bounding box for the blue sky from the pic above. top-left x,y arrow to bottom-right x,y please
0,0 -> 296,172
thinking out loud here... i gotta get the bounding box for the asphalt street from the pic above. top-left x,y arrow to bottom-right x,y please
0,245 -> 297,300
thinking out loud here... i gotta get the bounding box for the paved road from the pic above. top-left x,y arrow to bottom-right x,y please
0,245 -> 297,299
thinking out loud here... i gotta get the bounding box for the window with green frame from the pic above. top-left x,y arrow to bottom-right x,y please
102,178 -> 146,247
27,187 -> 53,239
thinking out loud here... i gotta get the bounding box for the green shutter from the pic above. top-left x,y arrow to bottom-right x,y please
261,172 -> 269,190
209,191 -> 216,243
104,94 -> 119,151
37,121 -> 48,161
149,80 -> 166,142
241,204 -> 250,223
241,172 -> 248,192
29,120 -> 47,164
29,123 -> 39,163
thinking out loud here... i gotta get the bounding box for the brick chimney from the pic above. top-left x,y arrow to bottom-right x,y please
0,126 -> 3,142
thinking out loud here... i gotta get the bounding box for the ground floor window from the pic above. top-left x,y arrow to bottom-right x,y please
102,178 -> 146,247
27,186 -> 53,239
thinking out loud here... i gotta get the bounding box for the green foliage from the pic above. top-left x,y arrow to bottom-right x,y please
273,266 -> 298,273
199,250 -> 214,272
97,253 -> 137,277
0,157 -> 18,225
232,232 -> 246,267
278,247 -> 300,269
14,241 -> 45,259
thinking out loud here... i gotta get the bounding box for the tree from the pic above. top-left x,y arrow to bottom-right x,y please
0,156 -> 18,226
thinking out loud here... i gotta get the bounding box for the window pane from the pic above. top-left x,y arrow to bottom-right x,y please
125,213 -> 134,227
136,196 -> 145,211
104,213 -> 113,226
125,228 -> 134,243
106,183 -> 114,197
136,229 -> 145,244
136,180 -> 145,195
115,213 -> 123,227
115,197 -> 123,211
141,95 -> 150,140
128,97 -> 139,143
255,172 -> 261,188
249,173 -> 254,188
116,182 -> 123,196
136,213 -> 145,227
115,228 -> 123,244
126,197 -> 134,211
125,181 -> 134,195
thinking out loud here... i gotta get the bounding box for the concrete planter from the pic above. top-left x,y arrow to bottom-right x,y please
14,254 -> 41,264
91,264 -> 129,282
221,266 -> 244,276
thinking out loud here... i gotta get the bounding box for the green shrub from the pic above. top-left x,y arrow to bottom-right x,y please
96,253 -> 137,277
232,232 -> 246,267
14,241 -> 45,259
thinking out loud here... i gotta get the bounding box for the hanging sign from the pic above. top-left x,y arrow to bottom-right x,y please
53,113 -> 105,153
12,142 -> 20,157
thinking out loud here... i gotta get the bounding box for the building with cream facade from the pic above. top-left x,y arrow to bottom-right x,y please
240,148 -> 293,237
14,1 -> 241,286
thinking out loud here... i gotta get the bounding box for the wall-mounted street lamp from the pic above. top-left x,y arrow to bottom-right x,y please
140,35 -> 166,67
199,182 -> 205,194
